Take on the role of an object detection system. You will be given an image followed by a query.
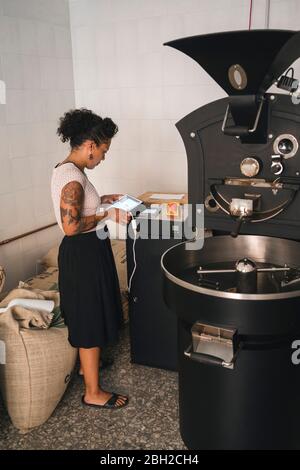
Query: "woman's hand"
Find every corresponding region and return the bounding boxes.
[107,207,132,225]
[102,194,132,224]
[101,194,123,205]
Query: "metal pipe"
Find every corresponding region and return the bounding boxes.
[265,0,271,29]
[0,222,58,246]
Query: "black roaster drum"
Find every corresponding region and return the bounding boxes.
[162,235,300,449]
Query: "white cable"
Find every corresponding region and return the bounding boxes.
[128,234,137,293]
[128,215,138,294]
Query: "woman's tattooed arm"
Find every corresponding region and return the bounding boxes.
[60,181,107,235]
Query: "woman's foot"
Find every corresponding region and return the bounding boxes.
[82,390,129,409]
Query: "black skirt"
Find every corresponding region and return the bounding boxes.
[58,229,123,349]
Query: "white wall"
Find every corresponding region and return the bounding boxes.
[0,0,75,292]
[268,0,300,29]
[268,0,300,90]
[69,0,270,199]
[0,0,299,292]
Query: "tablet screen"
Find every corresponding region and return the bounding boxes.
[109,195,142,212]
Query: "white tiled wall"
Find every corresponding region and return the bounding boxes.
[0,0,75,292]
[0,0,299,293]
[69,0,271,199]
[268,0,300,94]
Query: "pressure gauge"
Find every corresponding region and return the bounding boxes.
[240,157,260,177]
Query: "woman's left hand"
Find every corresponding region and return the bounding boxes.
[101,194,123,205]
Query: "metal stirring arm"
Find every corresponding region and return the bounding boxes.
[197,263,295,294]
[197,266,292,275]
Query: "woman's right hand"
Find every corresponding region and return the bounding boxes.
[107,208,132,225]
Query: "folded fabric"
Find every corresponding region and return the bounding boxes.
[1,305,53,329]
[18,281,65,329]
[0,298,54,314]
[0,286,59,309]
[0,286,59,330]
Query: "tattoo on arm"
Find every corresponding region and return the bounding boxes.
[61,183,84,206]
[60,181,104,235]
[60,181,85,234]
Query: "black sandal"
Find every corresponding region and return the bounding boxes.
[81,393,129,409]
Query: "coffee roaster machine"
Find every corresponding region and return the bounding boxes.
[161,30,300,449]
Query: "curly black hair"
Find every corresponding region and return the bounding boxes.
[57,108,118,148]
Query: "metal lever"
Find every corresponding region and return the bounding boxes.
[221,99,264,136]
[229,199,253,238]
[231,215,246,238]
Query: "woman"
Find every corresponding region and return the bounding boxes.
[51,108,130,409]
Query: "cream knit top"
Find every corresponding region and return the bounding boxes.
[51,162,101,234]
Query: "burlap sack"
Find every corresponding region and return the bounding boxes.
[40,246,58,269]
[0,312,77,432]
[110,240,127,291]
[0,266,5,293]
[0,279,76,432]
[24,267,59,291]
[110,240,129,323]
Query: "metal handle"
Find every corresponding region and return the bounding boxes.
[184,345,235,369]
[221,100,264,136]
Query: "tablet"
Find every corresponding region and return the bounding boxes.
[108,194,143,212]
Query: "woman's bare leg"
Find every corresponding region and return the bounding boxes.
[79,347,127,406]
